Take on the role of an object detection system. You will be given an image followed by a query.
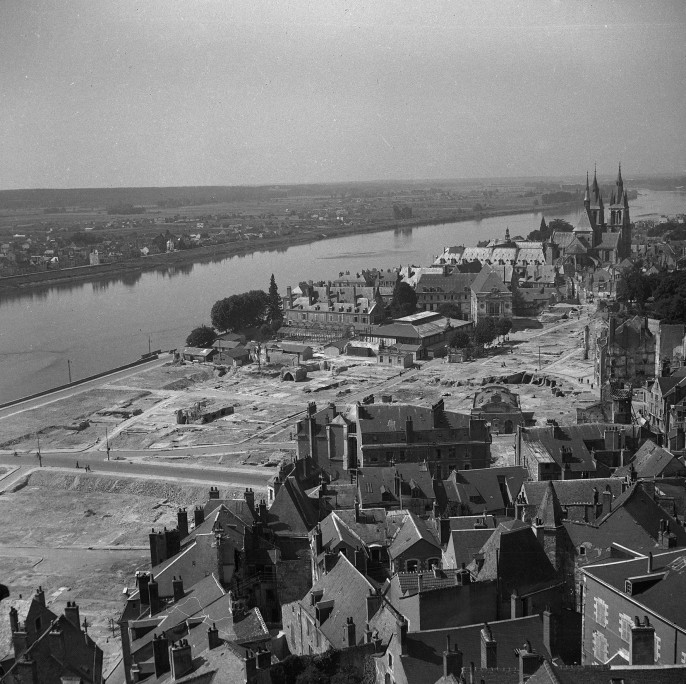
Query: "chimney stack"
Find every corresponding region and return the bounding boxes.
[243,649,257,683]
[344,616,356,648]
[354,547,367,575]
[630,617,656,665]
[64,601,80,628]
[170,639,193,679]
[172,576,184,602]
[34,587,45,608]
[194,505,205,528]
[518,641,542,683]
[152,634,170,677]
[244,488,255,510]
[480,624,497,668]
[208,623,221,650]
[601,486,613,517]
[443,635,463,678]
[148,575,160,615]
[209,486,220,500]
[256,646,271,669]
[137,571,151,605]
[396,618,408,656]
[177,508,189,539]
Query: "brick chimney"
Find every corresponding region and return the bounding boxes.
[208,623,221,650]
[443,635,463,678]
[170,639,193,679]
[148,575,160,615]
[601,486,613,517]
[366,590,383,621]
[9,607,19,634]
[14,655,37,684]
[517,641,542,683]
[244,488,255,511]
[542,608,554,657]
[344,616,356,648]
[630,616,655,665]
[243,649,257,684]
[396,617,408,656]
[177,508,189,539]
[172,576,184,602]
[480,623,497,668]
[64,601,80,628]
[194,505,205,528]
[152,634,170,677]
[137,571,151,605]
[12,627,28,659]
[256,646,271,669]
[34,587,45,608]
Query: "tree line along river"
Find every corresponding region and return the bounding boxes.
[0,189,683,404]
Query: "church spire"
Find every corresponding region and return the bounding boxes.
[583,172,590,204]
[505,227,511,242]
[616,162,624,204]
[592,164,600,202]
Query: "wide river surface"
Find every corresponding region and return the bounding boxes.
[1,189,685,404]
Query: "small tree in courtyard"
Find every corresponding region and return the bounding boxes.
[267,273,283,325]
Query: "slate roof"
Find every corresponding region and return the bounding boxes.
[392,567,467,595]
[471,266,510,294]
[440,467,526,513]
[614,440,686,479]
[553,231,576,249]
[317,508,401,550]
[353,403,473,434]
[583,548,686,628]
[596,231,621,250]
[298,554,378,649]
[388,512,441,559]
[415,272,477,293]
[357,465,436,507]
[400,615,552,684]
[0,596,33,661]
[519,478,624,508]
[468,522,560,597]
[267,475,320,537]
[443,529,495,569]
[528,661,686,684]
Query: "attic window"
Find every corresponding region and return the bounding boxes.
[578,546,586,556]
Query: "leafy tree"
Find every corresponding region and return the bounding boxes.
[496,317,513,341]
[267,274,283,324]
[295,665,330,684]
[474,317,497,346]
[390,279,418,318]
[437,303,462,319]
[211,290,269,332]
[616,261,651,312]
[186,325,216,348]
[548,218,574,233]
[450,330,472,349]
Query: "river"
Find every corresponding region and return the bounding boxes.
[1,189,685,404]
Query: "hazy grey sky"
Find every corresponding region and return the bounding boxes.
[2,1,685,189]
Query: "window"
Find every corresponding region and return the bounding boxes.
[406,559,419,572]
[592,630,608,663]
[388,654,393,668]
[655,635,661,662]
[619,614,633,643]
[593,597,608,626]
[578,546,586,556]
[428,558,440,569]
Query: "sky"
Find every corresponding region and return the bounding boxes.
[1,1,685,189]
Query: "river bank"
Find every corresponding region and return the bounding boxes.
[0,201,575,292]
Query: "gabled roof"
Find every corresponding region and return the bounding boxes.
[528,661,686,684]
[388,512,441,559]
[297,554,377,649]
[614,440,686,479]
[443,528,495,570]
[471,266,509,294]
[267,475,320,537]
[469,522,560,596]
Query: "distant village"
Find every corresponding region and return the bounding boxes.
[4,167,686,684]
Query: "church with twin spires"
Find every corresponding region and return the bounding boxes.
[552,164,632,266]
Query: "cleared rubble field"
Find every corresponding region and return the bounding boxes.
[0,388,157,451]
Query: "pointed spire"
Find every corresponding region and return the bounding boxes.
[617,162,622,185]
[623,188,630,208]
[537,480,564,528]
[610,190,616,205]
[583,172,590,203]
[540,216,547,232]
[592,164,599,201]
